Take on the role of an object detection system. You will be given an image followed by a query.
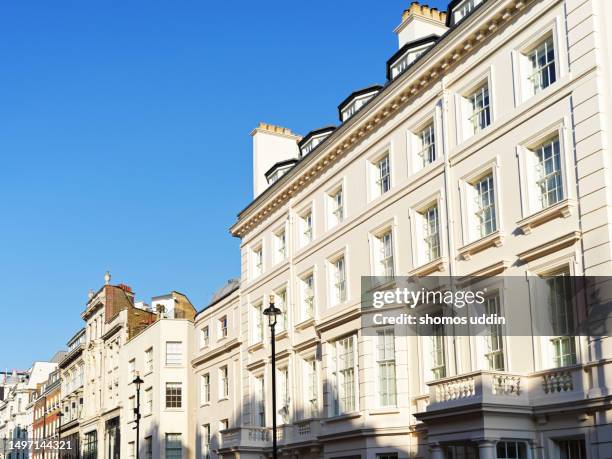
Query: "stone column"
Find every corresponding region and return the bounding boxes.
[429,443,444,459]
[478,440,496,459]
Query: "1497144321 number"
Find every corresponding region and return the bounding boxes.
[8,440,73,450]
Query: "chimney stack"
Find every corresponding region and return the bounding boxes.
[395,2,448,49]
[251,122,301,198]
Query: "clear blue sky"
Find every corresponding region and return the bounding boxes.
[0,0,448,370]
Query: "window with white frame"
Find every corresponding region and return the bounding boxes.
[275,227,287,263]
[300,273,315,321]
[128,441,135,459]
[430,320,446,380]
[526,35,556,96]
[218,315,228,339]
[452,0,484,23]
[165,341,182,366]
[484,293,505,371]
[418,204,440,264]
[144,348,153,373]
[275,288,288,332]
[375,154,391,197]
[469,173,497,240]
[330,256,347,305]
[220,419,229,431]
[416,122,436,168]
[331,335,357,415]
[304,359,318,418]
[277,367,290,424]
[145,387,152,415]
[200,326,209,348]
[251,244,263,278]
[464,82,491,138]
[545,270,576,367]
[329,186,344,227]
[496,441,528,459]
[300,209,313,246]
[374,230,394,277]
[377,329,397,407]
[529,135,564,212]
[165,382,182,409]
[165,434,182,459]
[253,375,265,426]
[252,301,263,343]
[201,373,210,404]
[202,425,211,459]
[145,436,152,459]
[220,366,229,399]
[128,359,136,380]
[376,454,399,459]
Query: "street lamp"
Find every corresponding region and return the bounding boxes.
[263,295,282,459]
[132,372,144,459]
[57,411,63,459]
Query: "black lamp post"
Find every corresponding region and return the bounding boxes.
[57,411,63,459]
[263,295,282,459]
[132,373,144,459]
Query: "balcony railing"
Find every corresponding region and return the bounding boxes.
[219,420,322,451]
[424,366,588,413]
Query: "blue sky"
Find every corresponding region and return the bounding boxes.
[0,0,448,370]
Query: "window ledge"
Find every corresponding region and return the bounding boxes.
[409,257,446,276]
[517,199,575,235]
[368,407,400,416]
[275,330,288,340]
[458,230,504,261]
[295,318,316,331]
[248,341,264,353]
[323,412,362,424]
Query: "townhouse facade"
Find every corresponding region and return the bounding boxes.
[32,370,62,459]
[189,0,612,458]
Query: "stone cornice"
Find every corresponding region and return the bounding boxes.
[231,0,534,239]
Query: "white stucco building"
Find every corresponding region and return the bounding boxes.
[190,0,612,458]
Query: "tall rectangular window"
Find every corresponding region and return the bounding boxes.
[555,439,586,459]
[528,36,556,94]
[128,359,136,380]
[253,303,263,343]
[330,187,344,226]
[201,326,209,348]
[201,373,210,404]
[377,155,391,195]
[145,436,152,459]
[252,245,263,277]
[144,348,153,374]
[165,382,182,409]
[332,257,347,305]
[333,336,357,415]
[277,368,290,424]
[254,375,265,427]
[165,434,182,459]
[305,359,317,418]
[546,272,576,367]
[485,294,505,371]
[301,274,315,321]
[275,228,287,262]
[473,173,497,238]
[421,205,440,263]
[220,366,229,399]
[145,387,152,415]
[431,321,446,380]
[275,289,287,332]
[218,316,228,338]
[467,83,491,135]
[301,210,313,245]
[376,231,394,277]
[418,123,436,167]
[377,329,397,407]
[534,136,563,210]
[165,342,182,366]
[202,425,211,459]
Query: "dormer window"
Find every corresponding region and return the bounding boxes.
[449,0,484,26]
[265,159,298,186]
[338,86,382,123]
[299,126,336,157]
[387,35,439,80]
